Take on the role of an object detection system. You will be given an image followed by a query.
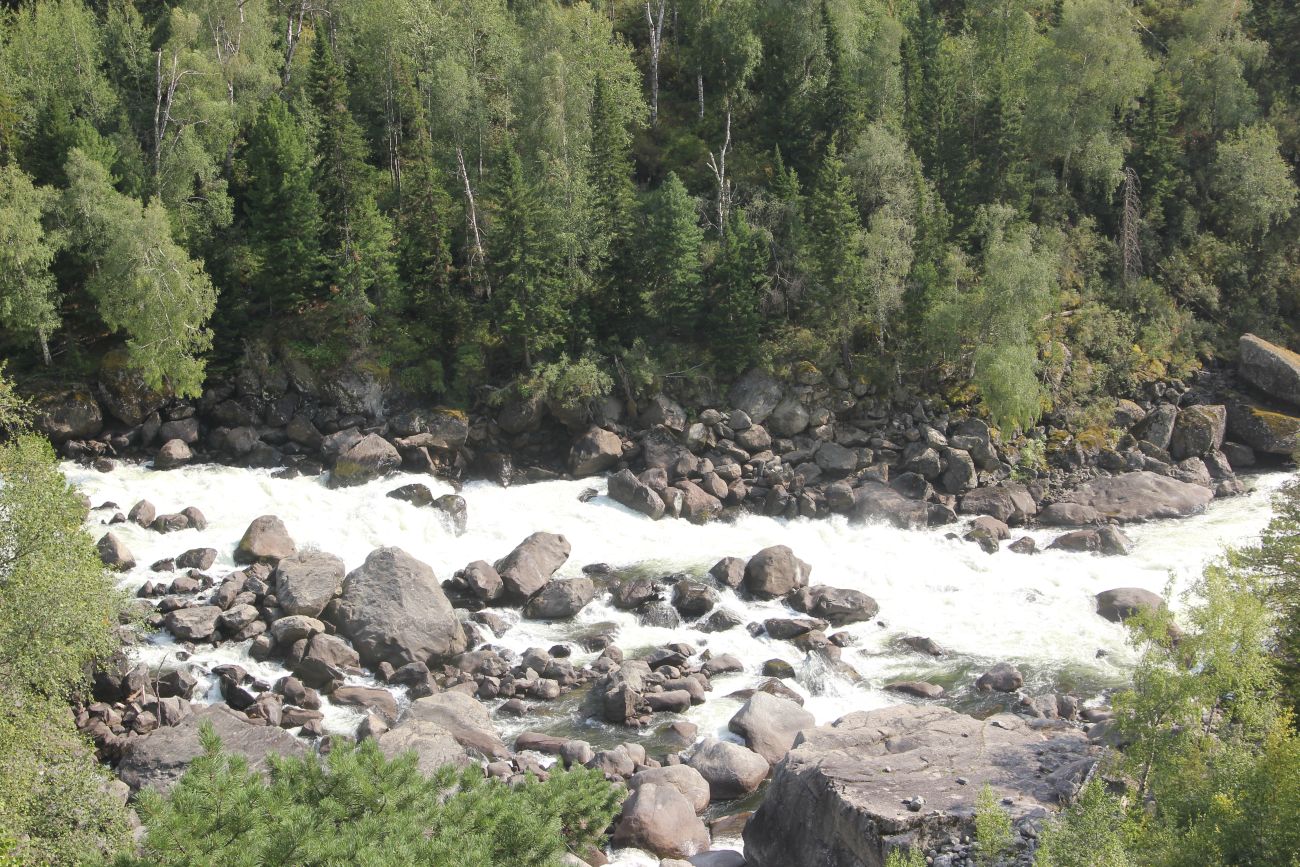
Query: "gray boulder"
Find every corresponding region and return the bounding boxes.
[1239,333,1300,408]
[1059,471,1213,523]
[274,551,345,617]
[35,385,102,442]
[805,586,879,626]
[403,691,507,759]
[743,705,1096,867]
[639,394,688,432]
[744,545,811,599]
[612,782,711,859]
[154,439,193,470]
[729,369,784,424]
[850,484,929,530]
[164,605,221,642]
[234,515,296,564]
[728,692,815,765]
[378,718,472,774]
[524,576,596,620]
[1095,587,1165,624]
[688,738,770,801]
[884,681,945,699]
[607,468,666,520]
[629,764,712,814]
[768,396,809,437]
[1135,404,1178,450]
[569,427,623,477]
[815,442,858,477]
[332,547,466,669]
[117,705,304,793]
[495,532,571,600]
[97,532,135,571]
[1170,405,1227,460]
[976,662,1023,693]
[709,556,747,589]
[462,560,504,603]
[331,434,401,487]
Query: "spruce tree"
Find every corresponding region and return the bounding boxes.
[640,172,705,338]
[712,209,770,373]
[586,72,638,340]
[803,137,864,336]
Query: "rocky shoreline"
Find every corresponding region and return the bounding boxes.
[52,332,1300,866]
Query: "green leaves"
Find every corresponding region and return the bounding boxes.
[1210,122,1298,241]
[0,164,61,356]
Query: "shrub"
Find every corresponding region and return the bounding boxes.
[974,784,1014,866]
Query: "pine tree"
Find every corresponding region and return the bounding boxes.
[803,137,864,335]
[712,209,770,373]
[586,72,638,340]
[1130,73,1184,238]
[308,34,397,336]
[817,0,860,152]
[238,97,323,315]
[640,172,705,338]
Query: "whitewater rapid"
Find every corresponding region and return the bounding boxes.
[69,461,1291,754]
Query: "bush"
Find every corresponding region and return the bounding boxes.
[121,729,623,867]
[521,352,613,417]
[974,784,1014,866]
[1034,780,1133,867]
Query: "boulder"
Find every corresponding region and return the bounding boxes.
[234,515,296,564]
[387,483,434,507]
[1135,404,1178,450]
[495,532,571,600]
[154,439,193,470]
[728,692,815,765]
[709,557,747,589]
[1170,405,1227,460]
[389,408,469,450]
[333,547,466,669]
[569,427,623,477]
[744,546,811,599]
[35,386,103,442]
[274,551,346,617]
[97,532,135,571]
[128,499,156,528]
[97,348,167,426]
[672,581,719,618]
[331,685,399,722]
[377,718,472,774]
[1048,525,1132,556]
[884,681,945,699]
[331,434,401,487]
[175,547,217,571]
[1095,587,1165,624]
[629,764,712,814]
[742,705,1096,867]
[612,783,711,859]
[850,484,929,530]
[116,705,305,793]
[815,442,858,477]
[164,605,221,642]
[403,691,507,759]
[805,586,879,626]
[1037,502,1102,526]
[462,560,504,603]
[607,468,666,520]
[434,495,468,535]
[1227,399,1300,455]
[676,480,723,524]
[1238,333,1300,408]
[639,394,688,432]
[160,417,200,444]
[768,396,809,437]
[524,577,596,620]
[1059,471,1213,523]
[270,615,325,645]
[729,370,784,424]
[688,738,770,801]
[976,662,1023,693]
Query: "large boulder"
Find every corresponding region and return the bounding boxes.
[35,385,103,442]
[1134,404,1178,450]
[234,515,297,564]
[1059,471,1213,523]
[402,691,507,759]
[850,484,929,530]
[768,396,810,437]
[815,442,858,477]
[332,547,466,669]
[744,546,811,599]
[1095,587,1165,624]
[377,717,473,774]
[569,427,623,477]
[495,532,571,600]
[462,560,504,603]
[728,692,815,765]
[639,394,688,432]
[612,783,711,859]
[629,764,712,815]
[116,705,305,793]
[676,480,723,524]
[389,408,469,450]
[273,551,345,617]
[607,469,666,520]
[1226,399,1300,456]
[743,706,1096,867]
[1170,405,1227,460]
[729,369,784,424]
[804,586,879,626]
[154,439,193,470]
[523,576,596,620]
[331,434,401,487]
[1239,333,1300,408]
[97,532,135,571]
[688,739,770,801]
[164,605,221,642]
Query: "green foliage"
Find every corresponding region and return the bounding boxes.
[884,846,927,867]
[1034,780,1133,867]
[974,784,1014,866]
[1210,122,1298,241]
[0,163,61,357]
[0,427,130,864]
[522,353,614,417]
[123,727,622,867]
[640,172,705,338]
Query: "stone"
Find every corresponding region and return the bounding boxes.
[128,499,156,528]
[610,575,658,610]
[676,480,723,524]
[728,692,815,765]
[688,738,770,801]
[630,764,712,814]
[976,662,1023,693]
[1095,587,1165,624]
[434,495,468,535]
[164,605,221,641]
[901,636,945,657]
[768,396,810,437]
[607,468,666,520]
[117,704,304,793]
[1009,536,1038,555]
[1048,525,1132,556]
[802,586,879,626]
[98,348,167,426]
[1170,404,1227,460]
[612,783,711,859]
[1059,471,1213,523]
[743,705,1096,867]
[331,434,401,487]
[569,427,623,477]
[159,417,200,444]
[234,515,296,564]
[402,691,508,759]
[1227,399,1300,455]
[274,551,345,618]
[1238,333,1300,408]
[1037,502,1101,526]
[387,483,434,507]
[884,681,946,699]
[495,532,571,601]
[35,385,103,442]
[176,547,217,571]
[524,577,596,620]
[462,560,504,603]
[1135,404,1178,450]
[378,718,473,774]
[744,545,811,599]
[815,442,858,477]
[331,685,399,722]
[709,556,747,589]
[851,484,929,530]
[333,547,466,669]
[97,532,135,571]
[639,394,688,432]
[153,439,193,470]
[270,615,325,645]
[672,581,719,618]
[729,369,784,424]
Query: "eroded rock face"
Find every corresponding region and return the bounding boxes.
[1239,333,1300,408]
[1059,471,1213,523]
[332,547,466,669]
[117,705,304,793]
[743,705,1096,867]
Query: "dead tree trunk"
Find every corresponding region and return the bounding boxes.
[645,0,666,126]
[706,100,732,235]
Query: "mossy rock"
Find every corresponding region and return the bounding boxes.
[1226,398,1300,456]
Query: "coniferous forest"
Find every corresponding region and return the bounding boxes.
[0,0,1298,429]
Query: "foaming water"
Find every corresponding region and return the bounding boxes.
[69,462,1291,744]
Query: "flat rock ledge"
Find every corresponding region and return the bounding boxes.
[743,704,1097,867]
